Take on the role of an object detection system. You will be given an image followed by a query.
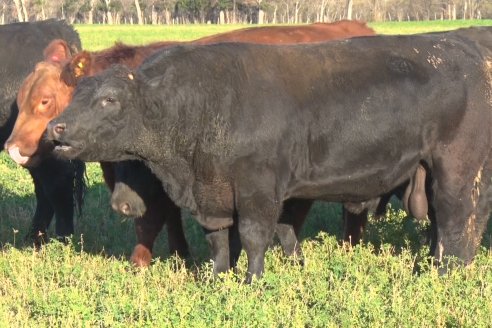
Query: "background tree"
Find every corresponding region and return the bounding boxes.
[1,0,492,24]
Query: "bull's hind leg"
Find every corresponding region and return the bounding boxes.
[431,161,492,272]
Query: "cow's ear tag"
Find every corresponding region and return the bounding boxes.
[128,73,134,80]
[74,60,86,78]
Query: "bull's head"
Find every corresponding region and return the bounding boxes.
[47,64,140,163]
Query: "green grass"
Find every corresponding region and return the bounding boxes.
[75,24,251,50]
[1,20,492,326]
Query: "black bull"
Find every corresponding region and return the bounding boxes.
[49,26,492,281]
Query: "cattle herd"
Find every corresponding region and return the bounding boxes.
[0,19,491,282]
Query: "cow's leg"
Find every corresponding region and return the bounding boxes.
[131,192,188,266]
[163,200,189,258]
[49,166,75,239]
[373,192,393,220]
[228,212,242,269]
[29,158,75,241]
[166,213,189,258]
[99,161,115,191]
[276,198,313,258]
[26,172,54,247]
[131,212,165,267]
[342,208,368,246]
[52,185,75,239]
[431,162,491,272]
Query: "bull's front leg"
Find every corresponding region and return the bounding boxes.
[194,203,235,275]
[204,227,231,274]
[235,172,282,283]
[203,213,242,274]
[238,202,280,283]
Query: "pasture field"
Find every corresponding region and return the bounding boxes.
[0,20,491,326]
[75,19,492,49]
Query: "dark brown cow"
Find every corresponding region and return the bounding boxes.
[6,21,382,266]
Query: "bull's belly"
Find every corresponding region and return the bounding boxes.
[285,162,417,202]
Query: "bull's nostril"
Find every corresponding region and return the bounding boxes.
[54,123,66,135]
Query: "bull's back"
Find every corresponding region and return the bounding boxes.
[142,29,489,199]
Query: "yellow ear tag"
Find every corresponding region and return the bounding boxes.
[128,73,134,80]
[74,61,85,78]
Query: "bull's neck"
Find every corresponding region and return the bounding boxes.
[135,97,200,211]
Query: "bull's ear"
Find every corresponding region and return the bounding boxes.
[43,39,72,64]
[60,51,91,86]
[112,64,137,83]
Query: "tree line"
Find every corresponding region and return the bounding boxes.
[1,0,491,25]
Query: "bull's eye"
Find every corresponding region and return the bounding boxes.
[102,96,116,107]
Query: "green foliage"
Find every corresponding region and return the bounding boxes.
[75,24,249,50]
[0,236,490,326]
[1,21,492,325]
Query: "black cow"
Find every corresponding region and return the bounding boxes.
[48,26,492,281]
[0,19,84,245]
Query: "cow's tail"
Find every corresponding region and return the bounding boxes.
[71,160,87,217]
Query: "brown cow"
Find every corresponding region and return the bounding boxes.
[5,21,379,267]
[194,21,375,44]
